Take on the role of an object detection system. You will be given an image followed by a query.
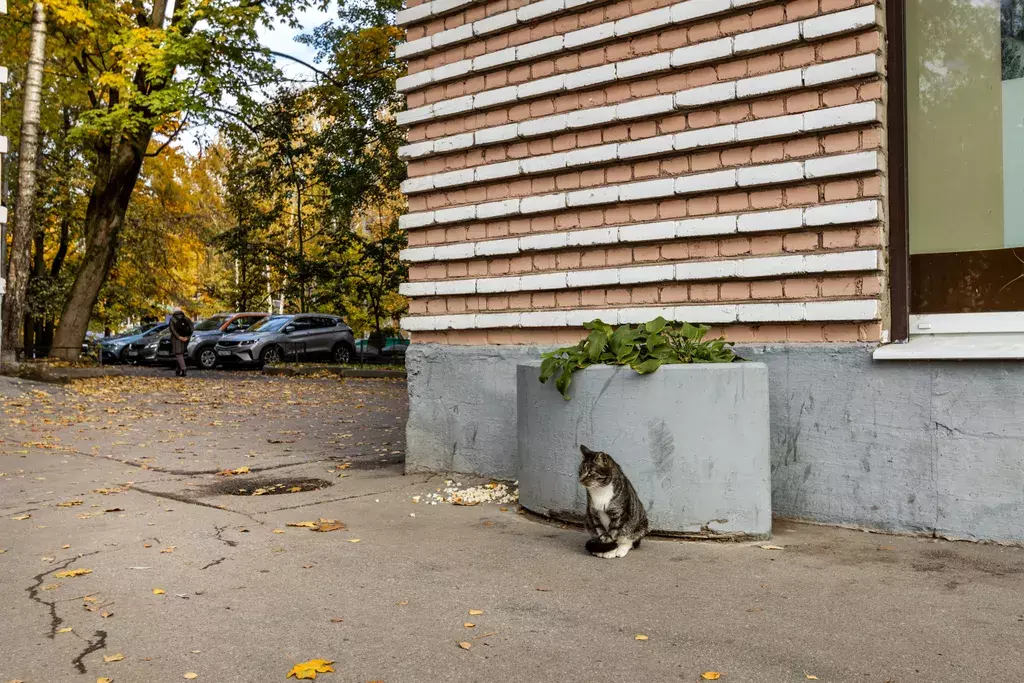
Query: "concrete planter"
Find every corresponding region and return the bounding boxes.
[516,362,771,539]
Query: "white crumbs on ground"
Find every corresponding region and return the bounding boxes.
[415,480,519,506]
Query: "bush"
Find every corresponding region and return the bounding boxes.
[539,317,739,399]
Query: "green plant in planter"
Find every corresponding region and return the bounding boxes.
[539,317,739,399]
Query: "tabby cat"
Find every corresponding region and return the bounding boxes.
[578,445,649,559]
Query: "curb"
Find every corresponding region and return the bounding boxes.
[262,365,407,379]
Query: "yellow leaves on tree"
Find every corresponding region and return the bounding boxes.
[286,659,335,680]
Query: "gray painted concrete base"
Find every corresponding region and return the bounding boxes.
[517,362,771,538]
[407,343,1024,543]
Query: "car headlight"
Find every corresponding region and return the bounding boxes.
[239,339,255,346]
[145,342,157,350]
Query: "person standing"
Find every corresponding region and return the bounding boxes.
[169,309,194,377]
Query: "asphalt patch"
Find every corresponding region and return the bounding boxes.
[205,477,333,496]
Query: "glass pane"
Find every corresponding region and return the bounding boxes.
[908,0,1024,313]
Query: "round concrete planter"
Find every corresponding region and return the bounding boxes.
[516,362,771,539]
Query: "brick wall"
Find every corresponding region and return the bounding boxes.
[394,0,887,345]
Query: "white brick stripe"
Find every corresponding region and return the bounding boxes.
[398,249,879,297]
[395,6,877,122]
[395,0,479,27]
[401,102,879,194]
[399,200,880,262]
[398,54,880,159]
[396,0,768,89]
[400,298,880,330]
[396,0,605,58]
[398,151,879,229]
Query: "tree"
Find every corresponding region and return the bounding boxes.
[1,2,47,363]
[48,0,314,358]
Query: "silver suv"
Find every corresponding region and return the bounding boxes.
[214,314,356,366]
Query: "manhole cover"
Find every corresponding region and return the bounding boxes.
[207,477,332,496]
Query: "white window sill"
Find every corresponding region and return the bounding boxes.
[873,333,1024,360]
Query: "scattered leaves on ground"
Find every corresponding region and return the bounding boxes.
[97,678,113,683]
[57,500,84,507]
[286,659,335,679]
[57,627,73,633]
[396,600,408,606]
[701,673,722,680]
[329,618,344,623]
[635,634,648,641]
[464,622,475,628]
[273,529,285,534]
[55,568,92,578]
[103,654,125,663]
[468,609,483,616]
[216,467,250,476]
[184,673,199,679]
[759,545,784,551]
[11,514,30,520]
[348,539,361,543]
[153,588,165,595]
[160,546,177,553]
[805,676,819,680]
[457,642,472,650]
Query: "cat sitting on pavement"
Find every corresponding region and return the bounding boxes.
[578,445,650,559]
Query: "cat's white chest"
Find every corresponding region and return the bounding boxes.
[588,484,614,530]
[588,484,614,511]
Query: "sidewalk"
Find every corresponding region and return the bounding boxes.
[1,373,1022,682]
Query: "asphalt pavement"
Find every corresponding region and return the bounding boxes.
[2,372,1023,683]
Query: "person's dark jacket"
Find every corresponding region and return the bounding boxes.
[169,312,194,342]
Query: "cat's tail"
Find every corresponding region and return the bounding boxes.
[585,538,618,554]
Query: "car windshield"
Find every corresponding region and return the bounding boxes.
[141,324,167,337]
[194,315,229,331]
[248,315,291,333]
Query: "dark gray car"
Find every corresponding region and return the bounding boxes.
[214,314,356,366]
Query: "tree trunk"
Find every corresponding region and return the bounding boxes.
[1,1,47,364]
[51,136,149,359]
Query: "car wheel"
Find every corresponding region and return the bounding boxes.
[198,347,217,370]
[332,343,352,364]
[260,345,281,366]
[119,347,130,364]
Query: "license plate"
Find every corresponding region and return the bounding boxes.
[158,351,169,357]
[217,350,230,356]
[127,350,138,356]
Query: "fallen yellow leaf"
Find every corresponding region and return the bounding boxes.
[348,539,361,543]
[57,627,73,633]
[11,514,30,520]
[286,659,335,679]
[103,653,125,663]
[160,546,176,553]
[806,676,819,680]
[312,519,344,533]
[288,486,302,493]
[464,622,475,628]
[458,642,472,650]
[98,677,113,683]
[55,568,92,578]
[468,609,483,616]
[396,600,409,606]
[635,634,649,641]
[287,521,317,528]
[184,673,199,679]
[273,529,285,534]
[701,673,722,680]
[153,588,165,595]
[62,544,71,549]
[759,545,784,551]
[57,500,84,507]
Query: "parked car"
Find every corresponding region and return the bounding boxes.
[214,314,356,366]
[156,312,267,369]
[126,329,171,364]
[355,336,409,363]
[99,323,167,364]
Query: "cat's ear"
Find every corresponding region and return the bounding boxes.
[580,444,595,458]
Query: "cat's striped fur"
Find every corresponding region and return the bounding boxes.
[578,445,649,559]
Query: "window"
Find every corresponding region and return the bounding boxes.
[907,0,1024,316]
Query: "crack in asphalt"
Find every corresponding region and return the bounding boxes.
[258,477,434,513]
[71,629,108,674]
[25,551,103,639]
[129,487,264,525]
[200,556,227,570]
[213,525,238,547]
